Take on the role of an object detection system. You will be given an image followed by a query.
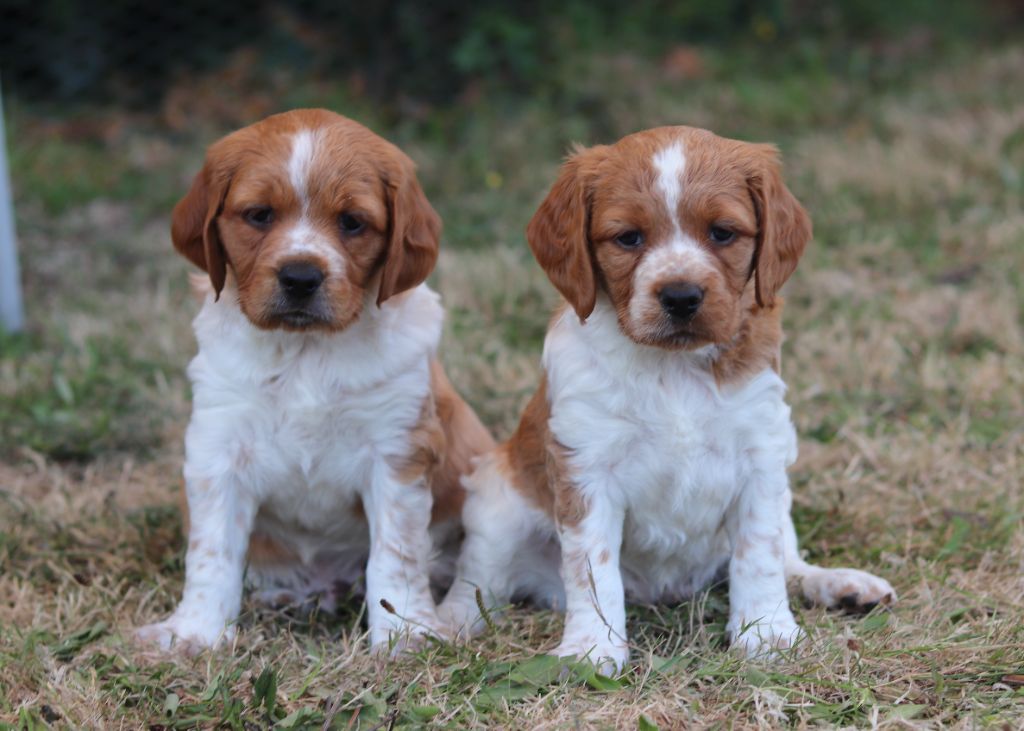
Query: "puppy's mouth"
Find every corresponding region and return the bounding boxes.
[262,297,335,331]
[641,321,715,350]
[271,310,330,329]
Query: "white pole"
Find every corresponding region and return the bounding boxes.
[0,83,24,333]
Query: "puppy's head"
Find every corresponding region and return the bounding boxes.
[527,127,811,349]
[172,109,440,332]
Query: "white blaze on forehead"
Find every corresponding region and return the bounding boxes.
[630,141,715,327]
[284,129,344,273]
[653,142,686,236]
[288,129,319,212]
[648,140,713,268]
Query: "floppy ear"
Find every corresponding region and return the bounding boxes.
[747,145,812,308]
[171,165,230,299]
[376,154,441,306]
[526,150,598,321]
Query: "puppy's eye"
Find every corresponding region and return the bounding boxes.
[337,211,366,234]
[709,226,736,245]
[338,213,365,235]
[244,207,274,227]
[615,230,643,248]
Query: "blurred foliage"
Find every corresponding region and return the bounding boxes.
[2,1,1021,464]
[0,0,1018,108]
[0,330,166,461]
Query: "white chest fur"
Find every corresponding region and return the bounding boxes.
[543,302,798,602]
[136,281,457,651]
[184,283,444,562]
[442,298,893,670]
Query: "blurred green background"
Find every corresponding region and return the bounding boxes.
[2,0,1019,107]
[0,0,1021,460]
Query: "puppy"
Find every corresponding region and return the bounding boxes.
[136,109,493,653]
[440,126,895,671]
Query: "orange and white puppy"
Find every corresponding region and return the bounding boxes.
[136,109,493,653]
[440,126,894,671]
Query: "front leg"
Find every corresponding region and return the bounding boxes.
[552,496,629,675]
[726,469,801,657]
[136,474,256,651]
[363,463,443,654]
[438,453,538,638]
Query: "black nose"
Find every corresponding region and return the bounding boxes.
[277,263,324,298]
[658,283,704,320]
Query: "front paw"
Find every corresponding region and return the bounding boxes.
[800,568,896,613]
[551,639,629,676]
[369,623,441,659]
[728,615,803,659]
[437,595,489,640]
[135,613,233,653]
[369,602,447,658]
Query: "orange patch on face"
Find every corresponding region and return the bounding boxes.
[527,126,811,375]
[712,298,785,385]
[170,109,441,333]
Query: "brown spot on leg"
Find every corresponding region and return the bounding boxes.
[248,532,299,568]
[388,390,445,486]
[426,360,495,523]
[386,361,495,526]
[501,373,589,528]
[552,441,589,528]
[504,378,557,516]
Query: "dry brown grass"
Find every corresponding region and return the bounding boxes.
[1,46,1022,729]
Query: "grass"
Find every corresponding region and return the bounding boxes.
[1,40,1023,729]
